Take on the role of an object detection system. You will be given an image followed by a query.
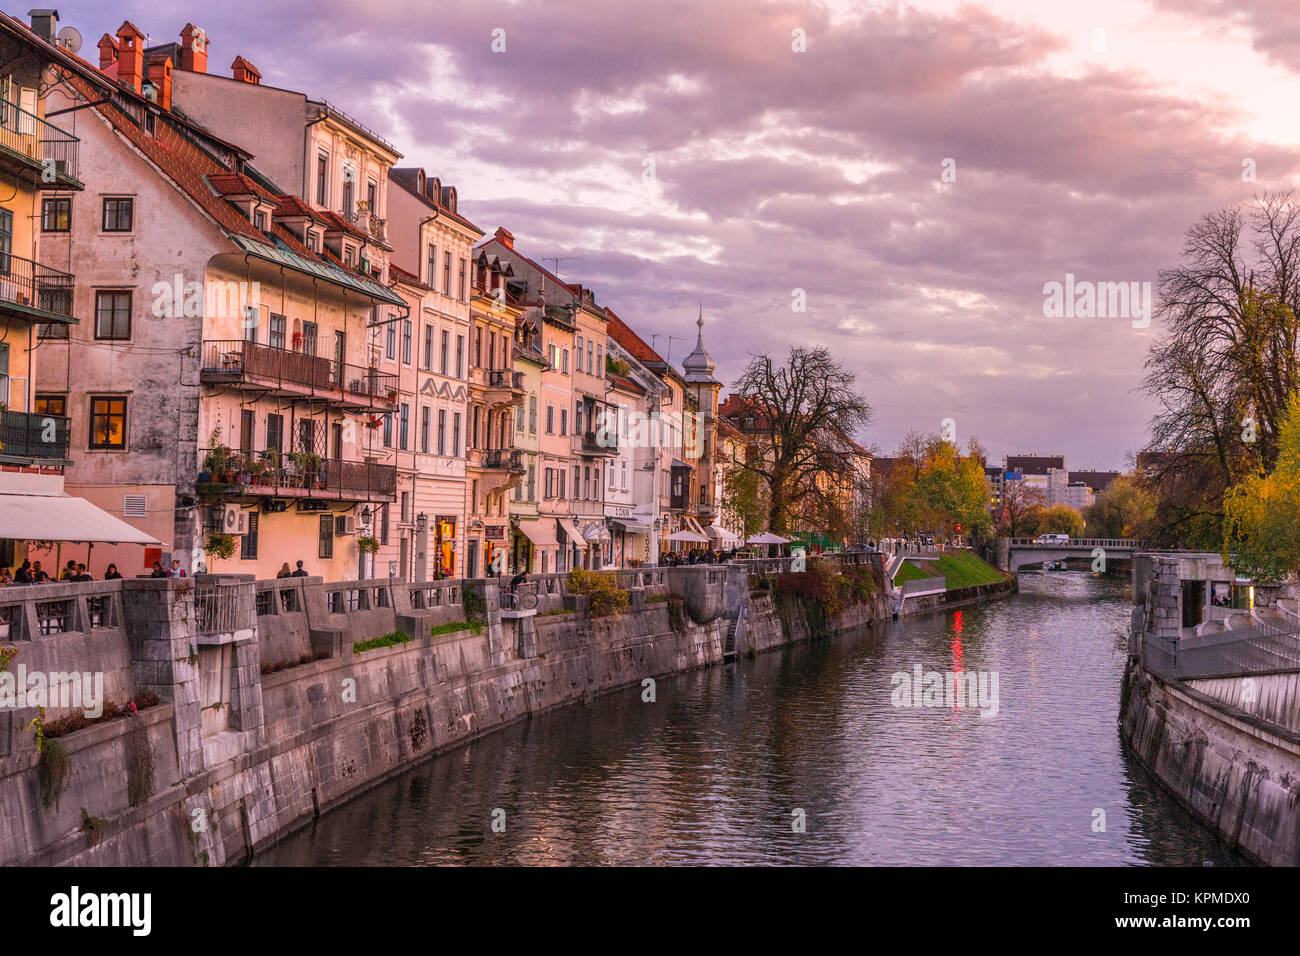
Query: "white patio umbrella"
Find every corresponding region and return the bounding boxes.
[666,530,709,543]
[747,532,790,545]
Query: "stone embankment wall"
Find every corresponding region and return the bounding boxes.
[1121,553,1300,866]
[0,552,1007,867]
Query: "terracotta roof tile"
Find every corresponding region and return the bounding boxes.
[603,308,664,365]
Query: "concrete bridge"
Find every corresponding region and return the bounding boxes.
[995,537,1155,573]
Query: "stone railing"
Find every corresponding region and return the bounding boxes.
[0,578,124,642]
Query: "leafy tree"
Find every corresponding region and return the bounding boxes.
[1222,391,1300,580]
[995,479,1045,537]
[1083,474,1156,538]
[1034,505,1085,537]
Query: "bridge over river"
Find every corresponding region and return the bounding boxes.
[996,538,1189,574]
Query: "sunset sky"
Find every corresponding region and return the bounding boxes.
[73,0,1300,470]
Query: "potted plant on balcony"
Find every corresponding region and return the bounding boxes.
[357,535,380,555]
[386,387,399,403]
[204,532,237,561]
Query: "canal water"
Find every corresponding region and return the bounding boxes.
[256,573,1241,866]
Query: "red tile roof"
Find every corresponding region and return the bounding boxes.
[273,193,325,221]
[206,172,277,202]
[607,373,645,395]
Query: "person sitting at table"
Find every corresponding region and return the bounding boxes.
[104,564,123,580]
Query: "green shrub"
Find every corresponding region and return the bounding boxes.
[38,739,70,810]
[430,619,481,638]
[566,569,629,618]
[462,584,486,624]
[353,630,413,655]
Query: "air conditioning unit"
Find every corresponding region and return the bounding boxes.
[222,504,249,535]
[335,515,357,535]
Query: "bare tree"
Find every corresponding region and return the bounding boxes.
[728,347,873,534]
[996,479,1045,538]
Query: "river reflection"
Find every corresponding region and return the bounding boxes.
[256,572,1241,866]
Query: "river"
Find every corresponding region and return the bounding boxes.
[255,572,1241,866]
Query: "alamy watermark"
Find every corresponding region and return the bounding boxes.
[1042,273,1151,328]
[151,275,261,321]
[0,665,104,718]
[890,664,999,718]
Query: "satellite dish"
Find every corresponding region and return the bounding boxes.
[56,26,82,55]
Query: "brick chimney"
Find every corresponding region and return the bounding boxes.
[179,23,208,73]
[494,226,514,249]
[147,56,173,111]
[231,56,261,84]
[28,9,58,45]
[98,33,118,71]
[115,21,145,94]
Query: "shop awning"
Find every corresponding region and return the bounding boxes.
[612,519,652,534]
[685,516,708,536]
[0,492,162,545]
[667,529,709,543]
[707,525,742,545]
[558,518,587,548]
[582,522,610,541]
[517,519,558,548]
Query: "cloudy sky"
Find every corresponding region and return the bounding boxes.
[71,0,1300,470]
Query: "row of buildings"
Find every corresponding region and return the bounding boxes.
[0,10,755,581]
[984,454,1120,515]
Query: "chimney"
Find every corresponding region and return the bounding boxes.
[494,226,514,249]
[179,23,207,73]
[28,9,57,45]
[115,21,145,94]
[230,55,261,84]
[147,56,172,111]
[98,33,118,71]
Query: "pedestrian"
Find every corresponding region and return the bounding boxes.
[167,560,183,578]
[291,560,308,578]
[59,559,77,581]
[14,560,31,584]
[73,563,93,582]
[0,567,11,585]
[150,561,167,579]
[276,562,292,578]
[31,561,48,583]
[104,563,123,580]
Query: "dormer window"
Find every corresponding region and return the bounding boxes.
[306,231,318,252]
[253,210,267,231]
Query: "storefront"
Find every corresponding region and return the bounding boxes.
[517,518,558,574]
[484,524,506,575]
[558,517,586,572]
[435,516,457,578]
[581,521,611,568]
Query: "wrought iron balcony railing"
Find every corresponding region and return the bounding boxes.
[0,409,71,460]
[200,339,398,406]
[0,253,74,319]
[198,447,397,500]
[0,98,79,185]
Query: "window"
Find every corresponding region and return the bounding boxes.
[456,335,464,377]
[596,345,602,376]
[240,512,259,560]
[383,411,392,448]
[316,153,328,206]
[452,412,461,457]
[89,395,127,449]
[587,340,594,373]
[562,349,569,374]
[240,410,255,452]
[458,258,467,301]
[367,181,377,215]
[267,313,286,350]
[94,291,131,340]
[443,252,451,295]
[529,396,537,433]
[301,321,317,356]
[386,322,396,359]
[544,467,553,498]
[319,514,334,559]
[41,197,70,232]
[399,403,410,450]
[559,470,566,499]
[573,466,580,500]
[34,394,65,416]
[402,320,413,365]
[488,331,496,370]
[474,328,482,368]
[101,197,133,232]
[423,324,434,369]
[426,244,437,290]
[560,409,567,436]
[440,331,449,374]
[517,401,524,432]
[437,409,447,455]
[266,413,283,451]
[421,406,431,453]
[576,335,583,371]
[546,404,554,434]
[253,210,267,231]
[341,170,354,219]
[380,503,389,546]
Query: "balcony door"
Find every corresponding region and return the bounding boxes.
[333,330,345,388]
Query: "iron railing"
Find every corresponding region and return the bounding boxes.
[0,97,79,183]
[194,580,256,636]
[199,339,397,405]
[0,409,71,459]
[0,252,74,317]
[488,369,524,390]
[483,448,523,470]
[202,448,397,499]
[1141,619,1300,680]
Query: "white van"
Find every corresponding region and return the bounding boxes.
[1035,533,1070,545]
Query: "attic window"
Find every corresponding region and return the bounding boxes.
[144,111,155,135]
[306,231,318,252]
[253,210,267,230]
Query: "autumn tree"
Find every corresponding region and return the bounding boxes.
[1223,391,1300,580]
[1083,474,1156,538]
[1035,505,1086,537]
[995,479,1045,537]
[728,347,872,535]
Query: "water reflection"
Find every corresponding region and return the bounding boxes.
[257,572,1241,866]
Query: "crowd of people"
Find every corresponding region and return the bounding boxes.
[0,559,125,586]
[658,548,742,566]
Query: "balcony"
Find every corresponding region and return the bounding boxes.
[573,430,618,457]
[483,448,524,471]
[0,99,80,189]
[0,254,75,326]
[470,367,525,408]
[197,448,396,501]
[200,340,398,411]
[0,409,70,462]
